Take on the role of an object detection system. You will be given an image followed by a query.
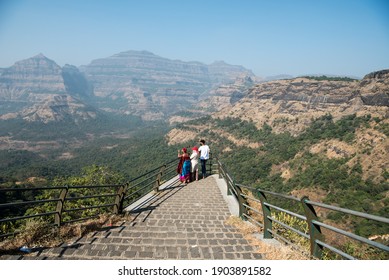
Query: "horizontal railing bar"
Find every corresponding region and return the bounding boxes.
[315,239,356,260]
[0,211,57,223]
[260,189,300,202]
[64,203,116,213]
[313,220,389,252]
[243,213,264,228]
[67,184,122,189]
[162,170,176,179]
[65,193,116,201]
[263,202,307,221]
[229,185,238,196]
[242,203,263,216]
[166,160,178,167]
[235,183,257,191]
[268,229,301,247]
[163,168,178,175]
[124,181,154,200]
[126,159,177,183]
[237,183,301,202]
[241,193,262,204]
[127,181,154,194]
[226,173,235,184]
[268,216,310,240]
[0,186,66,192]
[306,200,389,224]
[0,198,60,208]
[267,229,310,257]
[127,174,158,190]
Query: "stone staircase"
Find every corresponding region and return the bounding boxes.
[1,176,262,260]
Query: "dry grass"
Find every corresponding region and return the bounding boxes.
[0,214,123,254]
[225,216,309,260]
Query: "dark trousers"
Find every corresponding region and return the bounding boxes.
[200,159,207,178]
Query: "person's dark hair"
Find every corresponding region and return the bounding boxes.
[200,139,205,144]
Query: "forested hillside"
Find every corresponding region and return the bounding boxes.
[1,67,388,242]
[167,114,388,237]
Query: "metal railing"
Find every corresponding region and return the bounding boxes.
[3,155,386,259]
[217,159,389,260]
[0,158,179,239]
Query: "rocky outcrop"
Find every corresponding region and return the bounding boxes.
[0,54,66,98]
[0,54,97,123]
[198,75,258,112]
[359,70,389,106]
[213,73,389,135]
[3,94,98,123]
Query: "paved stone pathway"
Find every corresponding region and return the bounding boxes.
[1,176,262,260]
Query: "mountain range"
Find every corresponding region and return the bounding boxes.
[0,50,388,186]
[0,51,255,122]
[1,52,387,247]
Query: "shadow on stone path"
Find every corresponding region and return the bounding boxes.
[1,176,262,260]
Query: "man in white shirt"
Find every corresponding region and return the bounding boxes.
[198,139,210,179]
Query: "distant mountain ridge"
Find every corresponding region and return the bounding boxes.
[80,50,255,119]
[0,51,255,122]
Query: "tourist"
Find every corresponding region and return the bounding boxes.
[177,147,191,184]
[190,146,199,181]
[198,139,210,179]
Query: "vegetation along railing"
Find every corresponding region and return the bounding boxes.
[0,158,179,239]
[217,159,389,260]
[1,155,387,260]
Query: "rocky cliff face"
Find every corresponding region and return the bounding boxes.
[0,51,255,122]
[359,70,389,106]
[166,70,389,184]
[198,75,258,112]
[80,51,255,120]
[213,72,389,135]
[1,94,97,123]
[0,54,66,98]
[0,54,97,123]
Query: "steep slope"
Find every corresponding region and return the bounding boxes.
[166,70,389,185]
[213,72,388,135]
[0,54,97,123]
[0,54,66,97]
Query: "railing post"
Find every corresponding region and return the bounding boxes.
[154,165,166,192]
[227,175,232,196]
[55,186,68,227]
[113,185,126,214]
[257,190,273,239]
[218,160,222,179]
[235,184,247,220]
[301,196,324,259]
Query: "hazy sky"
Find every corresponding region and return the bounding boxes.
[0,0,388,78]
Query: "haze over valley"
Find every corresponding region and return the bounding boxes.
[0,1,388,251]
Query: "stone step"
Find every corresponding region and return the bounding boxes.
[1,176,263,260]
